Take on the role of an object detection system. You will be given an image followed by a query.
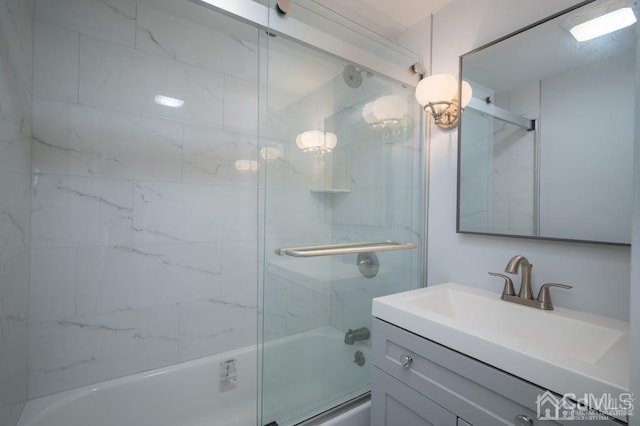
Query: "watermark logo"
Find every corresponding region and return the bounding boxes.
[536,391,634,421]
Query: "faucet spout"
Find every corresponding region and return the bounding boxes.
[504,255,533,299]
[344,327,370,345]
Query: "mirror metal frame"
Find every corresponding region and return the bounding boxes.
[456,0,631,247]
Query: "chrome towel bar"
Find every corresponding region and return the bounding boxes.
[274,240,417,257]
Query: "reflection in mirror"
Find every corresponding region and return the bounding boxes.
[458,0,637,245]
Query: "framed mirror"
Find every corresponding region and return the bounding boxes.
[457,0,637,245]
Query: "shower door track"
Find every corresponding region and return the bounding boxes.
[191,0,420,87]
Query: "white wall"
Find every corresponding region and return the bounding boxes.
[420,0,631,321]
[540,52,634,243]
[0,0,32,424]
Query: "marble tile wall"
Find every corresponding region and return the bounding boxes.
[28,0,268,399]
[0,0,32,424]
[28,0,420,402]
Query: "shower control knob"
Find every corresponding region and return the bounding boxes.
[400,354,412,368]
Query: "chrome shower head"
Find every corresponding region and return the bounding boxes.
[343,64,363,88]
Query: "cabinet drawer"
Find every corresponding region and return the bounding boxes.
[372,367,457,426]
[372,318,621,426]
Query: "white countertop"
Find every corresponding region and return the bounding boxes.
[372,282,630,415]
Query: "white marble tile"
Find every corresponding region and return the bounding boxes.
[223,76,258,133]
[0,170,30,256]
[178,298,256,362]
[219,268,257,308]
[285,146,329,190]
[132,181,257,244]
[79,35,224,126]
[76,243,222,317]
[0,1,30,413]
[33,22,79,103]
[0,136,30,174]
[332,280,372,334]
[264,189,332,243]
[33,98,183,180]
[262,270,287,342]
[29,248,76,324]
[0,0,32,96]
[0,312,28,407]
[0,403,24,426]
[28,305,179,398]
[6,0,33,56]
[285,283,330,335]
[35,0,135,47]
[0,28,31,174]
[0,250,28,321]
[221,241,257,272]
[31,174,133,248]
[183,126,257,186]
[135,3,258,81]
[0,302,28,376]
[332,190,387,227]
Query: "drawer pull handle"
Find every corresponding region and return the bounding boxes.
[400,354,412,368]
[514,414,533,425]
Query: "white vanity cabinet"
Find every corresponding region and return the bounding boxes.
[371,318,623,426]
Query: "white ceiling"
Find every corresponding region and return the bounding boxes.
[310,0,453,38]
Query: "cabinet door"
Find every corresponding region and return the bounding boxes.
[372,367,457,426]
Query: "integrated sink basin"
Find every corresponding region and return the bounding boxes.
[402,285,623,365]
[373,282,630,414]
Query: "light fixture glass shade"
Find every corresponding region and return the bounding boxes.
[414,73,457,109]
[372,95,408,121]
[324,132,337,150]
[569,6,636,41]
[362,102,376,124]
[460,80,473,108]
[295,130,337,155]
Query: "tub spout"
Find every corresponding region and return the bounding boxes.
[344,327,370,345]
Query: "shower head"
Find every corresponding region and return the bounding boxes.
[342,64,363,88]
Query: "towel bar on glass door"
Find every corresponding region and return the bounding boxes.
[274,240,417,257]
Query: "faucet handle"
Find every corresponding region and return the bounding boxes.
[537,283,572,310]
[488,272,516,297]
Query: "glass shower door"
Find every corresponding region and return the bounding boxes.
[260,31,422,426]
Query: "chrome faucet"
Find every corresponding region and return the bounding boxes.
[505,255,534,299]
[344,327,370,345]
[489,255,572,310]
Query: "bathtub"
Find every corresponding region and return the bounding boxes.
[17,326,371,426]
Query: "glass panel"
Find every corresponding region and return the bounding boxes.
[27,1,263,424]
[260,31,422,426]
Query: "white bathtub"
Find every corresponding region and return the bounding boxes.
[17,326,371,426]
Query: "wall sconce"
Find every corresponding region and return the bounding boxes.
[295,130,337,157]
[362,95,408,128]
[414,73,472,130]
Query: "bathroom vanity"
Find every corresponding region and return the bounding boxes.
[371,284,629,425]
